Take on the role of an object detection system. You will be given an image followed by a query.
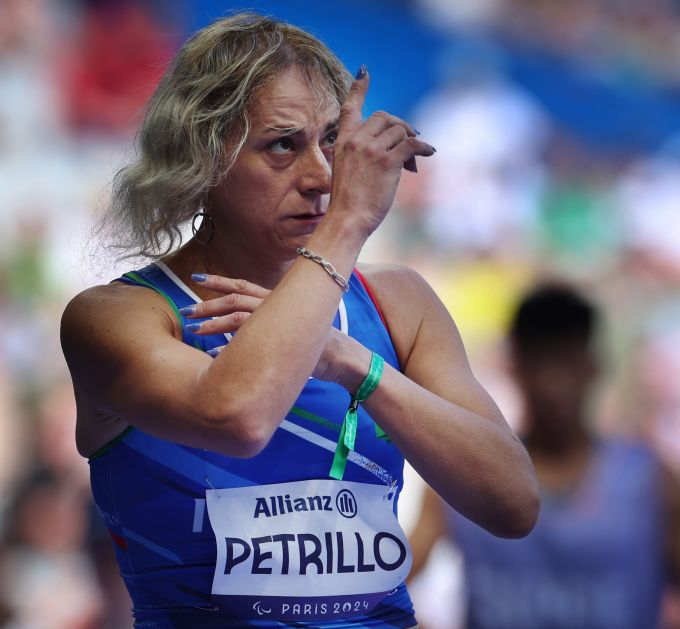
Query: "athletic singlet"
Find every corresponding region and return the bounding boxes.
[447,439,665,629]
[89,262,418,628]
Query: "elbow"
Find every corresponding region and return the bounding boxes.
[199,401,276,458]
[500,487,540,539]
[491,477,541,539]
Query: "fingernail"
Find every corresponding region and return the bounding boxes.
[354,65,367,80]
[207,348,220,358]
[413,128,421,136]
[431,145,437,152]
[179,305,196,315]
[191,273,208,282]
[185,322,202,332]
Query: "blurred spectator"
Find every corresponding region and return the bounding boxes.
[535,132,622,270]
[0,471,103,628]
[0,0,62,155]
[399,41,548,257]
[58,1,180,136]
[409,283,680,629]
[615,151,680,278]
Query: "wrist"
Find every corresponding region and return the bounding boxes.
[333,341,372,395]
[316,206,371,249]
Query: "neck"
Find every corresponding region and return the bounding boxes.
[523,418,592,458]
[165,235,295,293]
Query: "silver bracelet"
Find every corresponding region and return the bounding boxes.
[296,247,350,292]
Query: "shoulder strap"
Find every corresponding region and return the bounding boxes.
[353,268,390,335]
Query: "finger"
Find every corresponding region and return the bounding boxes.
[370,127,424,173]
[180,293,263,318]
[337,66,369,136]
[191,274,270,299]
[373,124,410,152]
[388,137,436,169]
[185,311,251,335]
[362,110,419,139]
[403,156,417,173]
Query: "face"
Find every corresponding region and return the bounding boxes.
[208,66,339,258]
[512,339,598,432]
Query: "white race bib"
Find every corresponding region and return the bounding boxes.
[206,478,411,621]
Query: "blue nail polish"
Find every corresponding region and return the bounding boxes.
[207,348,220,358]
[354,65,367,80]
[414,128,421,136]
[179,305,196,315]
[185,322,202,332]
[192,273,208,282]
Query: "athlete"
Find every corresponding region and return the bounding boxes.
[60,13,539,627]
[409,284,680,629]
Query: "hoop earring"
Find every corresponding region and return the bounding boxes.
[192,209,215,245]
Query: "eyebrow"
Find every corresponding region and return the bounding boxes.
[262,119,339,136]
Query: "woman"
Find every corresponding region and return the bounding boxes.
[61,13,539,628]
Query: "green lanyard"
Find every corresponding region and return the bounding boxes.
[329,352,385,480]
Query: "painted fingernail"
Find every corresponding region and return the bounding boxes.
[413,128,421,136]
[207,348,220,358]
[185,322,202,332]
[179,305,196,315]
[191,273,208,282]
[354,65,367,80]
[430,145,437,152]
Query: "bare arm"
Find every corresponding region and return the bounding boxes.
[408,485,447,582]
[342,265,539,538]
[187,264,540,536]
[662,464,680,588]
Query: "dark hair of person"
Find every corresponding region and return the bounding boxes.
[508,283,598,350]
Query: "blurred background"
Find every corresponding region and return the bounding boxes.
[1,0,680,626]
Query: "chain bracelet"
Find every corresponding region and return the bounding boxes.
[296,247,350,292]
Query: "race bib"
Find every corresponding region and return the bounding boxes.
[206,478,411,621]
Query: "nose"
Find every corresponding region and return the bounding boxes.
[298,145,332,196]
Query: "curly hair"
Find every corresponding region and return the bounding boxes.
[105,13,352,259]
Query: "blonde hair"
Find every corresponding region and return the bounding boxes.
[106,13,351,259]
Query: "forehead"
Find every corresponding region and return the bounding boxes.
[249,66,339,130]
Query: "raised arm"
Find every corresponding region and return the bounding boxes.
[62,70,435,458]
[337,265,539,538]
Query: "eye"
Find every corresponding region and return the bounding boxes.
[322,130,338,149]
[269,137,295,155]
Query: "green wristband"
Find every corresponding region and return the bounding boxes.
[329,352,385,480]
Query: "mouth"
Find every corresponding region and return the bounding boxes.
[289,212,325,222]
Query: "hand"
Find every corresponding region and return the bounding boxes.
[328,67,436,238]
[182,275,362,384]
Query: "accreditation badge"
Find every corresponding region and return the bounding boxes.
[206,478,411,621]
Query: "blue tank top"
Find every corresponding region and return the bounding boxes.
[447,439,665,629]
[89,262,417,628]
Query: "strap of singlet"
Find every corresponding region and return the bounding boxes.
[354,268,390,335]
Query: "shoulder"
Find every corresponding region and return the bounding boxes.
[600,437,658,466]
[356,262,430,293]
[61,282,180,362]
[356,263,436,314]
[356,263,444,367]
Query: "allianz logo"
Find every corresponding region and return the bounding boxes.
[254,489,358,519]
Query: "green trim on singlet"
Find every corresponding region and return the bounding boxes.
[289,405,340,433]
[123,271,184,329]
[88,426,135,461]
